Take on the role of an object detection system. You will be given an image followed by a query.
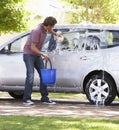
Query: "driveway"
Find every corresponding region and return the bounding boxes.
[0,94,119,118]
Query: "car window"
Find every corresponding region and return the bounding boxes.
[83,35,101,50]
[44,31,85,52]
[107,30,119,48]
[0,34,30,54]
[42,29,71,52]
[10,35,29,53]
[82,30,111,50]
[92,30,119,49]
[61,32,81,50]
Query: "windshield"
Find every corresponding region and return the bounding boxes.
[0,34,29,54]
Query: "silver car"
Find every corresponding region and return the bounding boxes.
[0,24,119,105]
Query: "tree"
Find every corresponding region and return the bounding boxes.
[0,0,30,34]
[61,0,119,24]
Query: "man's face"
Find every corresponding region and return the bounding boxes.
[46,25,54,32]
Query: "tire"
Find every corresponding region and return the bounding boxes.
[8,91,24,99]
[85,74,116,105]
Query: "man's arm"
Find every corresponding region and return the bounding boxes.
[31,43,49,60]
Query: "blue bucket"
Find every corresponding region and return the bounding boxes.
[41,59,56,85]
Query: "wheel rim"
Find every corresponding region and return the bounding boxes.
[89,79,109,101]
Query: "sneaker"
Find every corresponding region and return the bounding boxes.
[23,100,34,105]
[42,100,56,105]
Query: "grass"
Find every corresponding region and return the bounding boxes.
[32,92,87,100]
[1,91,119,101]
[0,92,87,100]
[0,115,119,130]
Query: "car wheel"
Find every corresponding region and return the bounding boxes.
[8,91,24,99]
[85,74,116,105]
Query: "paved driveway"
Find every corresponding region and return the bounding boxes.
[0,96,119,118]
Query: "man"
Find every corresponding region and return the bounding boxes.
[23,16,57,105]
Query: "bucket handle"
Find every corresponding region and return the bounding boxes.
[44,59,52,69]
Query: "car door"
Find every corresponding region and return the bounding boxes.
[0,33,39,86]
[45,31,85,89]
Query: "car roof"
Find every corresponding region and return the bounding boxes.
[55,24,119,31]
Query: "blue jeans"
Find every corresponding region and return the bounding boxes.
[23,54,49,102]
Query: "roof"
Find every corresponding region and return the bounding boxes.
[55,24,119,31]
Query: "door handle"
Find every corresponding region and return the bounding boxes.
[80,56,87,60]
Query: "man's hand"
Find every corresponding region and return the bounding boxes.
[41,53,49,61]
[31,43,49,60]
[50,29,56,36]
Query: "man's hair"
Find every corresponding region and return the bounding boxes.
[43,16,57,26]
